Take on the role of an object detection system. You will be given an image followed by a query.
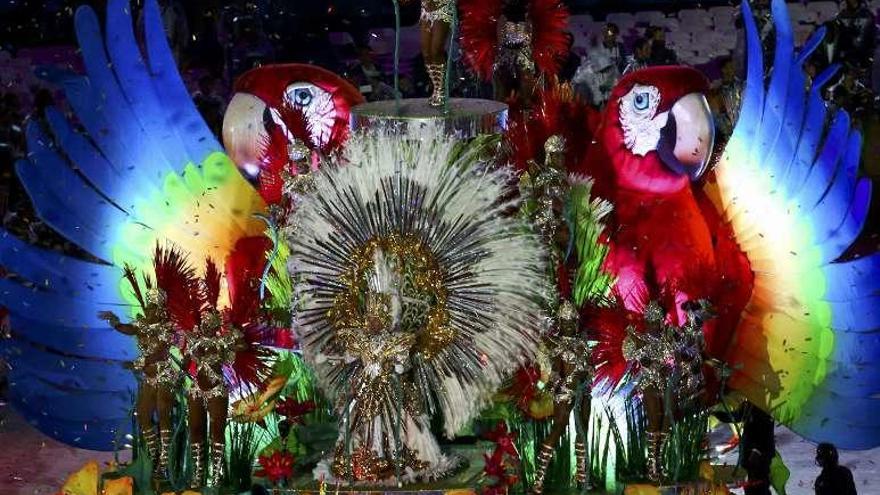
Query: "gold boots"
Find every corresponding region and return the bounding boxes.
[190,442,204,489]
[426,63,447,107]
[531,442,554,494]
[142,429,159,473]
[208,442,225,487]
[575,439,590,488]
[646,431,667,484]
[157,428,171,477]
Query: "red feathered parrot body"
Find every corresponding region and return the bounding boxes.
[579,67,724,325]
[573,0,880,454]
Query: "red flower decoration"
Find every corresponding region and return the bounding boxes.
[255,450,294,484]
[482,449,506,479]
[274,327,297,349]
[510,366,540,411]
[276,397,316,423]
[482,486,508,495]
[483,422,519,458]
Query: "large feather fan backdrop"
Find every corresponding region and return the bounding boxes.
[287,127,549,453]
[0,0,266,449]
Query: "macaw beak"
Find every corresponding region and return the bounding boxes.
[656,92,715,181]
[222,92,269,179]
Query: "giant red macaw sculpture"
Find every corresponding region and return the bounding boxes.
[506,0,880,466]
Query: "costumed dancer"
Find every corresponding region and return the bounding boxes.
[181,249,269,488]
[256,101,342,227]
[504,84,609,492]
[97,248,189,479]
[184,263,239,489]
[459,0,569,104]
[401,0,454,107]
[289,126,549,485]
[626,300,714,483]
[522,137,593,494]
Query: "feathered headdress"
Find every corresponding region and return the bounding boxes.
[290,125,550,438]
[122,264,146,312]
[459,0,504,80]
[459,0,570,80]
[202,258,222,310]
[225,236,271,327]
[153,244,200,330]
[529,0,570,76]
[504,82,598,174]
[221,237,273,389]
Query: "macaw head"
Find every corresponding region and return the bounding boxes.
[598,66,715,194]
[222,63,364,180]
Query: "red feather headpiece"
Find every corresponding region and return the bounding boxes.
[153,244,200,331]
[225,236,271,327]
[504,82,598,174]
[224,237,273,389]
[588,297,643,390]
[122,264,146,312]
[460,0,569,80]
[459,0,504,80]
[202,258,222,310]
[257,103,315,205]
[529,0,570,76]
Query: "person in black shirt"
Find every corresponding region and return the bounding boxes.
[713,401,775,495]
[646,26,677,66]
[815,443,857,495]
[558,32,582,83]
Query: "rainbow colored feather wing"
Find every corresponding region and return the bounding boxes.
[0,0,265,450]
[714,0,879,448]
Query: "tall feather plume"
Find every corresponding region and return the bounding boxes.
[225,237,273,390]
[257,103,316,205]
[257,125,290,205]
[458,0,503,80]
[568,178,614,307]
[231,325,271,391]
[122,263,146,312]
[153,244,200,331]
[529,0,570,76]
[225,236,270,327]
[588,301,635,391]
[202,258,222,310]
[277,102,315,150]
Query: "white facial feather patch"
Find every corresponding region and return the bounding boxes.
[619,84,668,156]
[269,82,338,148]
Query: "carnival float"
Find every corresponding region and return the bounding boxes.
[1,0,878,494]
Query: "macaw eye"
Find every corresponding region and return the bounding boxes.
[292,87,314,107]
[634,92,651,112]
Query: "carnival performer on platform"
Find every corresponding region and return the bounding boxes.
[503,83,611,493]
[169,251,268,489]
[523,137,597,494]
[592,296,715,483]
[459,0,569,104]
[400,0,454,107]
[97,248,190,480]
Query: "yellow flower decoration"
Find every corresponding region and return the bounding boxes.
[231,374,288,422]
[101,477,133,495]
[60,461,99,495]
